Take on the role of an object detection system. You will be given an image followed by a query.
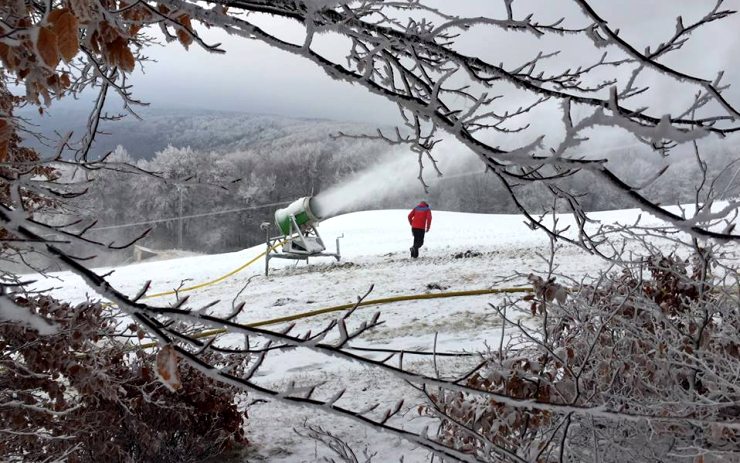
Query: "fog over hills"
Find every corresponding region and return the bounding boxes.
[20,105,739,265]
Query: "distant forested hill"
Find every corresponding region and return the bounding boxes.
[22,106,384,160]
[22,106,740,264]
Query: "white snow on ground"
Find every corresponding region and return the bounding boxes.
[29,206,732,461]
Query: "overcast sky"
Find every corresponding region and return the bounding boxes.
[113,0,740,127]
[27,1,739,209]
[34,0,740,156]
[127,10,401,123]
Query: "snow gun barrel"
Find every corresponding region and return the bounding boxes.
[274,196,322,236]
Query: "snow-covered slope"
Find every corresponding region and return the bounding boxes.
[29,207,703,461]
[38,208,638,308]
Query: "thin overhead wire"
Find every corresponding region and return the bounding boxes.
[90,200,292,231]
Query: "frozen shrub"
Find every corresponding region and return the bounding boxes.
[425,251,740,461]
[0,295,248,463]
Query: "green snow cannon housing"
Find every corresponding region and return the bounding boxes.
[274,196,322,236]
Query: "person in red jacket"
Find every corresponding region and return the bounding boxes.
[408,201,432,258]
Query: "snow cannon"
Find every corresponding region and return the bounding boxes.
[261,195,341,276]
[274,196,321,236]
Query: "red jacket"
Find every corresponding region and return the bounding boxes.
[408,202,432,231]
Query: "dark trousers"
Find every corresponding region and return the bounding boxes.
[412,228,425,249]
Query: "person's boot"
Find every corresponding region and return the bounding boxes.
[411,247,418,258]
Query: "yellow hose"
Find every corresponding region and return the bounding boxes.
[142,241,283,300]
[137,286,533,349]
[106,238,531,350]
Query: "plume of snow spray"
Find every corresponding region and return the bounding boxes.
[311,137,661,219]
[312,141,493,218]
[312,148,423,218]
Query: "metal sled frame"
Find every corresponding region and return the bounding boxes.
[262,214,342,276]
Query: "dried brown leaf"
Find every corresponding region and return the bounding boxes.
[37,26,60,68]
[155,344,181,391]
[118,44,135,72]
[50,9,80,62]
[0,43,11,69]
[106,36,135,72]
[0,137,8,164]
[60,72,71,87]
[177,15,193,48]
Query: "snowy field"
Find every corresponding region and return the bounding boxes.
[33,207,721,461]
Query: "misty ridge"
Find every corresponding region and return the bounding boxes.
[32,106,740,266]
[22,105,383,161]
